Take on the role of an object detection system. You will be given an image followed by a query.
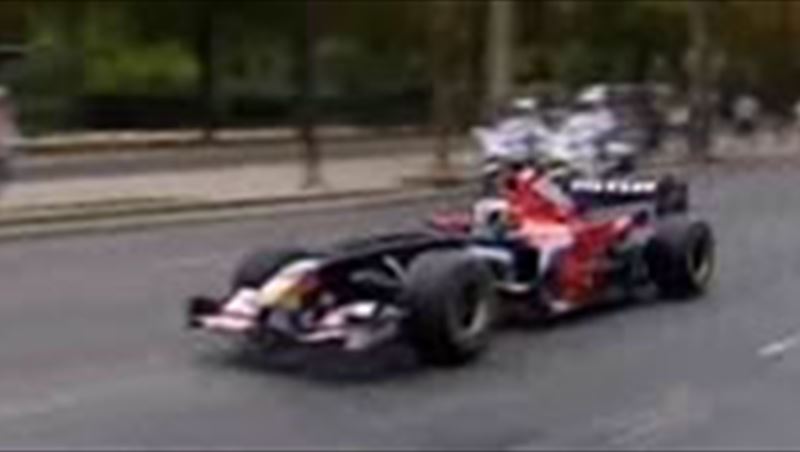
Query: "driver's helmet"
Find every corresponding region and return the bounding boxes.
[0,86,10,107]
[472,198,511,238]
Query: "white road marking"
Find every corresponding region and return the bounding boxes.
[758,333,800,358]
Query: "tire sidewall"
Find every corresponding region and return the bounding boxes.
[403,250,497,364]
[646,219,714,298]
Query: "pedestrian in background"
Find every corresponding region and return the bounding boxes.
[793,98,800,130]
[732,93,760,136]
[0,86,18,186]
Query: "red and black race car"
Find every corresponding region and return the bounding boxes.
[186,165,714,367]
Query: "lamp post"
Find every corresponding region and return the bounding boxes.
[429,0,454,178]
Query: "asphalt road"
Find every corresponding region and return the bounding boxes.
[2,163,800,449]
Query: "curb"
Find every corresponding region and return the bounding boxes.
[0,187,401,227]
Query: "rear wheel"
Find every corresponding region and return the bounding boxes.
[646,219,714,299]
[402,250,497,366]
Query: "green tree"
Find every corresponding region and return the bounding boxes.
[0,0,26,44]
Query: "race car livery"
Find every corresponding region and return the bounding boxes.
[187,162,713,368]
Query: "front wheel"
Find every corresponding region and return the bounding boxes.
[401,250,498,366]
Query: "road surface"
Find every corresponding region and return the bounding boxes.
[1,163,800,449]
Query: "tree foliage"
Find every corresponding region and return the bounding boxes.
[1,0,799,130]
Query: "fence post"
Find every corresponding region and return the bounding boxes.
[485,0,514,116]
[196,1,218,142]
[298,0,322,188]
[687,0,714,159]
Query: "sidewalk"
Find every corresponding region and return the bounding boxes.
[3,149,476,208]
[0,128,797,241]
[14,134,469,182]
[0,144,479,237]
[19,125,424,155]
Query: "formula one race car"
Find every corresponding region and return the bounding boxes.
[186,166,714,367]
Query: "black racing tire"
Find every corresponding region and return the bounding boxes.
[645,219,715,300]
[402,250,497,366]
[231,248,316,290]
